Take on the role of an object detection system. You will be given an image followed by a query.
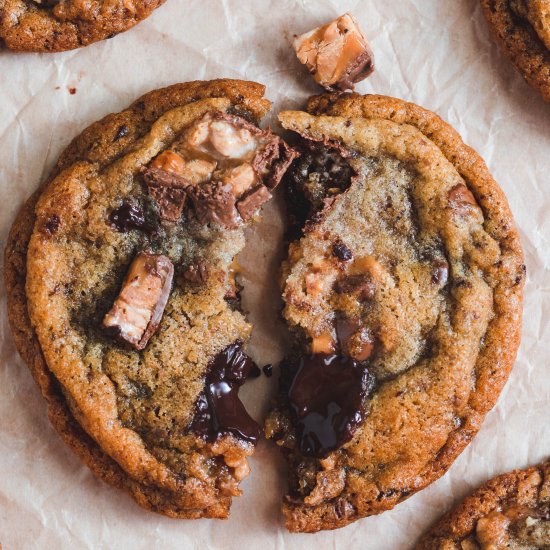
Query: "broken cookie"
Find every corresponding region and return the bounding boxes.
[265,92,524,532]
[5,80,295,520]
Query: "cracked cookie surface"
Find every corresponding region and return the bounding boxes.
[480,0,550,101]
[265,93,524,533]
[0,0,166,52]
[417,461,550,549]
[4,79,293,518]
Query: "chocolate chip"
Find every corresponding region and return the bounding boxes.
[262,364,274,377]
[287,354,374,457]
[190,342,261,444]
[109,201,154,234]
[332,241,353,262]
[249,365,262,378]
[43,214,60,235]
[431,259,449,285]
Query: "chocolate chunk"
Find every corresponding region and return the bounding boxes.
[432,259,449,285]
[253,139,300,190]
[42,214,60,235]
[142,166,190,222]
[109,201,154,234]
[334,274,375,301]
[292,13,375,91]
[236,186,272,222]
[249,365,262,378]
[332,241,353,261]
[262,364,274,377]
[288,354,374,457]
[102,252,174,350]
[190,342,261,444]
[187,181,241,228]
[448,184,479,216]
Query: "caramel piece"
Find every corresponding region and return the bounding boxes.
[311,332,335,354]
[476,512,511,549]
[293,13,375,91]
[103,252,174,350]
[151,150,186,174]
[220,164,258,197]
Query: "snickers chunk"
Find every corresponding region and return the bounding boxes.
[103,252,174,350]
[186,116,258,161]
[293,13,375,91]
[142,111,298,228]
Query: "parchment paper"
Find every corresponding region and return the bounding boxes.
[1,1,549,548]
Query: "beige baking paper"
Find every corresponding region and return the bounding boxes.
[0,1,549,548]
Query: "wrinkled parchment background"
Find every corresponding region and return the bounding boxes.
[1,1,549,548]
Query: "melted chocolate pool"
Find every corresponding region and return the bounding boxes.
[190,342,261,444]
[288,354,374,458]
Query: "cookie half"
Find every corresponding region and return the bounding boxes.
[4,79,296,518]
[480,0,550,101]
[265,93,525,532]
[416,461,550,549]
[0,0,166,52]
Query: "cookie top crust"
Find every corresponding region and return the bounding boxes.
[4,79,280,518]
[480,0,550,101]
[417,462,550,549]
[265,93,524,532]
[0,0,166,52]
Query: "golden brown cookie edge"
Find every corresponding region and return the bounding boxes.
[415,461,550,549]
[480,0,550,102]
[0,0,167,53]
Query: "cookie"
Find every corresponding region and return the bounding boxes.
[416,461,550,549]
[0,0,166,52]
[265,92,525,532]
[480,0,550,101]
[4,79,296,518]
